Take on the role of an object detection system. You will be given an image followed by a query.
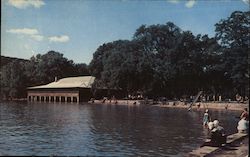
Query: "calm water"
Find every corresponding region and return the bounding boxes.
[0,102,240,156]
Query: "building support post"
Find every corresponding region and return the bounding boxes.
[77,96,79,104]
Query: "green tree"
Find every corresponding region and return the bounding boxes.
[89,39,156,96]
[26,51,81,85]
[215,11,250,96]
[74,63,90,76]
[90,22,225,98]
[0,60,28,99]
[0,50,90,100]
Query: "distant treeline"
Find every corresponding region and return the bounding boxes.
[0,11,249,100]
[0,52,89,99]
[0,56,29,68]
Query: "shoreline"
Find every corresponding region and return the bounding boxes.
[1,99,248,111]
[90,100,249,111]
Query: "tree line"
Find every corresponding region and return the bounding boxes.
[0,11,249,100]
[0,51,89,99]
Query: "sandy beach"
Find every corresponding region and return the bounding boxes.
[89,99,249,111]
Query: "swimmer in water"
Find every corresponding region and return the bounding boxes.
[203,109,211,126]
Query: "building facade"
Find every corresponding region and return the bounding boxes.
[27,76,95,103]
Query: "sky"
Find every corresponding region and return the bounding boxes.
[1,0,249,64]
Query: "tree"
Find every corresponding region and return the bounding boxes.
[74,63,90,76]
[215,11,250,96]
[0,50,90,100]
[89,39,156,97]
[26,51,81,85]
[89,22,226,98]
[133,23,212,97]
[0,60,28,99]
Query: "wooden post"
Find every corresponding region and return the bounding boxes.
[77,96,79,103]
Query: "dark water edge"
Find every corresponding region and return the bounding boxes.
[0,101,240,156]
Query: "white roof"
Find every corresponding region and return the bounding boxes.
[28,76,95,89]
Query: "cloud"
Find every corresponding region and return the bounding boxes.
[7,0,45,9]
[185,0,196,8]
[7,28,69,43]
[7,28,44,41]
[242,0,250,4]
[30,34,44,41]
[6,28,39,35]
[48,35,70,43]
[167,0,196,8]
[167,0,180,4]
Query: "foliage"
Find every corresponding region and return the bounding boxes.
[0,60,28,99]
[0,51,89,99]
[215,11,250,96]
[90,11,249,99]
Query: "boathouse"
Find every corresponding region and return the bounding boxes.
[27,76,95,103]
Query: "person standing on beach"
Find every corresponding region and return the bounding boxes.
[203,109,211,126]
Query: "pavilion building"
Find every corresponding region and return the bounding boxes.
[27,76,95,103]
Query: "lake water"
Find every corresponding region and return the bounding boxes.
[0,102,240,156]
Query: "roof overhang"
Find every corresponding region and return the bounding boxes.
[27,76,95,90]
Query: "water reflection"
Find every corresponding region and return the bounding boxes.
[0,102,240,156]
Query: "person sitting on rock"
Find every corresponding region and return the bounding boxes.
[201,120,227,147]
[210,120,227,146]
